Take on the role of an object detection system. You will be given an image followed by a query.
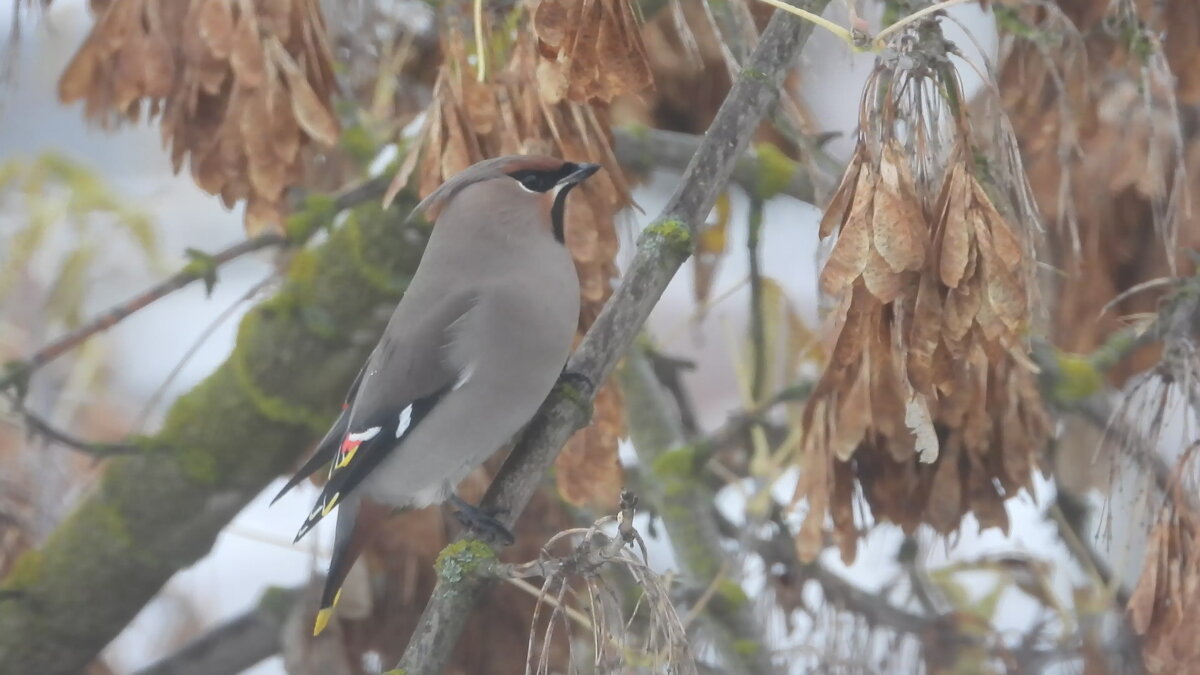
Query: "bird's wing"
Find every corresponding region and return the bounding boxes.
[270,360,370,505]
[291,292,475,542]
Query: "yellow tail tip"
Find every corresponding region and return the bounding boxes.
[313,607,334,636]
[312,590,342,636]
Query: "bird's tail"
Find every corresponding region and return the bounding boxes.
[312,497,390,636]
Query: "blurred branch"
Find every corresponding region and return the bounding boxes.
[3,404,137,458]
[1036,269,1200,516]
[618,348,777,675]
[735,506,1098,670]
[0,232,285,396]
[1085,270,1200,375]
[356,124,818,213]
[612,126,815,203]
[134,587,302,675]
[746,196,767,401]
[392,8,828,673]
[0,201,427,674]
[643,345,700,435]
[0,177,392,399]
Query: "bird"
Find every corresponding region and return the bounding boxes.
[271,155,599,636]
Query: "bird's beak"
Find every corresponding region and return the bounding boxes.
[557,162,601,187]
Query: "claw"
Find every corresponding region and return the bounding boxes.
[448,495,515,546]
[559,368,594,396]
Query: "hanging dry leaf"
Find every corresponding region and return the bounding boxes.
[59,0,338,235]
[532,0,654,105]
[795,54,1047,563]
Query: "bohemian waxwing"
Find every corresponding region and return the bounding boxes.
[272,155,600,635]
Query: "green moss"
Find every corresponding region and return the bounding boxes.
[229,312,326,433]
[339,125,378,167]
[257,586,296,620]
[433,539,495,585]
[3,550,44,590]
[715,578,749,609]
[732,639,761,657]
[176,445,219,484]
[182,248,219,296]
[651,445,698,479]
[382,670,407,675]
[346,209,409,294]
[652,445,700,499]
[753,143,796,200]
[555,380,594,420]
[285,194,338,243]
[739,67,768,83]
[1052,352,1103,403]
[90,502,134,550]
[287,248,321,287]
[640,219,692,256]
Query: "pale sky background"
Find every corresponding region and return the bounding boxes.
[0,2,1143,673]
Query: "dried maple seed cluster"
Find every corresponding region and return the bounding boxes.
[1000,0,1200,384]
[59,0,339,235]
[795,56,1048,564]
[996,3,1200,670]
[1129,476,1200,674]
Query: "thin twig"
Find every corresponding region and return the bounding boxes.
[746,196,767,402]
[4,404,137,457]
[0,168,395,396]
[0,233,285,393]
[873,0,973,44]
[132,276,273,432]
[612,127,815,204]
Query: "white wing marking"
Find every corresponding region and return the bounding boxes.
[347,426,381,442]
[395,405,414,439]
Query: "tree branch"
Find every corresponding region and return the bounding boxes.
[393,7,828,673]
[0,201,427,674]
[618,348,777,675]
[3,404,137,458]
[611,127,815,203]
[133,587,302,675]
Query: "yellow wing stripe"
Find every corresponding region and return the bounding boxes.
[320,492,341,517]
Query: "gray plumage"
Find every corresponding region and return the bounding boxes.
[273,155,598,634]
[357,173,581,506]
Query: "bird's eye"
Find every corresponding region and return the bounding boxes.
[511,170,555,193]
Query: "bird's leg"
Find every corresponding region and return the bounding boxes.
[559,366,594,397]
[448,494,515,546]
[557,367,596,422]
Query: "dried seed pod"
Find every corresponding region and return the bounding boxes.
[60,0,338,235]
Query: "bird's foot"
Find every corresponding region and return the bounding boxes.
[559,368,594,396]
[448,495,515,546]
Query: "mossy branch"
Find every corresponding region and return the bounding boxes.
[0,201,426,674]
[618,349,776,675]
